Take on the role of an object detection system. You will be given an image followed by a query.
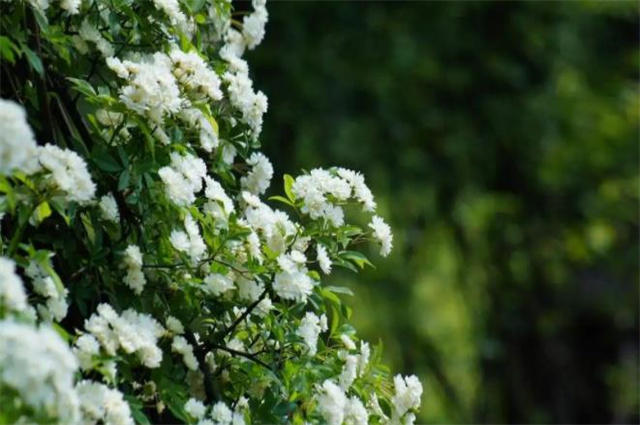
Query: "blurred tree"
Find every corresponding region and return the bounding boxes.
[249,2,638,423]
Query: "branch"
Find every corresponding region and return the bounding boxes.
[218,289,268,340]
[211,343,272,371]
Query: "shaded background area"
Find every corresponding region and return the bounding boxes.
[248,2,639,423]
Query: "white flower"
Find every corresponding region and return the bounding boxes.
[204,273,234,297]
[76,380,134,425]
[338,354,358,390]
[159,152,207,206]
[316,244,332,274]
[122,245,146,294]
[60,0,81,14]
[0,98,39,175]
[315,380,347,425]
[291,168,353,226]
[170,215,207,261]
[79,20,114,57]
[170,48,223,101]
[272,269,313,303]
[254,297,273,317]
[171,336,199,370]
[210,401,233,425]
[84,303,164,368]
[0,319,80,423]
[336,168,376,211]
[26,260,69,322]
[204,176,235,220]
[166,316,184,334]
[99,193,120,223]
[38,144,96,204]
[0,257,27,312]
[152,0,189,30]
[241,152,273,195]
[185,398,206,419]
[242,192,296,254]
[111,52,182,123]
[344,396,368,425]
[391,374,423,418]
[340,334,356,351]
[369,215,393,257]
[222,68,268,139]
[74,334,100,370]
[236,276,264,302]
[296,312,326,356]
[358,341,370,377]
[242,0,268,50]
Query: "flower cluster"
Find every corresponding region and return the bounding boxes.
[0,0,422,424]
[84,303,165,368]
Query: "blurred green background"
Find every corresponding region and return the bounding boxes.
[248,2,639,423]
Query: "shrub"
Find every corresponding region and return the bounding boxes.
[0,0,422,424]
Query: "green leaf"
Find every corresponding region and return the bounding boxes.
[268,195,294,207]
[118,169,130,190]
[325,285,354,296]
[283,174,295,202]
[22,46,43,75]
[92,150,122,172]
[340,250,374,269]
[0,36,19,64]
[67,77,97,98]
[31,201,52,225]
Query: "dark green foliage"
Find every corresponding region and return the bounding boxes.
[251,2,639,423]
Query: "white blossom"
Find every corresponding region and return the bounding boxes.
[123,245,146,294]
[74,333,100,370]
[60,0,81,14]
[159,152,207,206]
[236,276,264,302]
[26,260,69,322]
[170,47,223,101]
[340,334,356,351]
[76,380,134,425]
[291,168,352,226]
[171,335,199,370]
[315,380,347,425]
[222,67,268,139]
[170,214,207,261]
[317,244,332,274]
[0,98,39,175]
[79,20,114,57]
[344,396,368,425]
[210,401,233,425]
[391,374,423,419]
[109,53,183,123]
[185,398,206,419]
[241,152,273,195]
[369,215,393,257]
[296,312,327,356]
[338,354,358,390]
[84,303,165,368]
[358,341,370,376]
[242,192,296,254]
[0,257,27,312]
[99,193,120,223]
[0,320,80,423]
[204,273,235,296]
[38,144,96,204]
[166,316,184,334]
[273,268,313,303]
[152,0,189,31]
[242,0,268,50]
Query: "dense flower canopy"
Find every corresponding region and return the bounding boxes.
[0,0,420,424]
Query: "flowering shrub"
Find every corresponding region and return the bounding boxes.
[0,0,422,424]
